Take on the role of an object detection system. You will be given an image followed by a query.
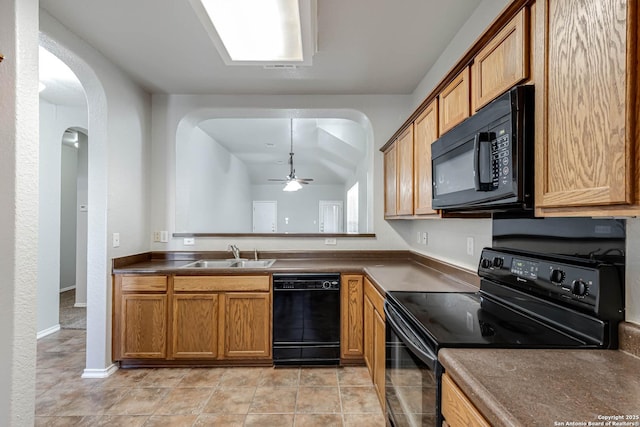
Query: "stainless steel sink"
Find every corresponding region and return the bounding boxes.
[181,259,276,268]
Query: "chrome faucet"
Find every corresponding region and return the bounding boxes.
[228,244,240,260]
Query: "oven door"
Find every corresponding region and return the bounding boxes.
[384,301,441,427]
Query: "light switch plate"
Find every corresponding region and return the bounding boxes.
[183,237,195,246]
[422,232,428,245]
[466,237,474,256]
[324,238,337,245]
[112,233,120,248]
[160,231,169,243]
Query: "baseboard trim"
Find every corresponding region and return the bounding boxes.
[82,363,118,379]
[37,324,61,339]
[74,302,87,308]
[60,286,76,293]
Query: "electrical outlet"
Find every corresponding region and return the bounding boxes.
[422,232,428,245]
[153,231,161,242]
[466,237,474,256]
[324,238,337,245]
[183,237,195,246]
[112,232,120,248]
[160,231,169,243]
[416,231,421,244]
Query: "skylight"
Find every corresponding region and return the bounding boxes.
[190,0,316,66]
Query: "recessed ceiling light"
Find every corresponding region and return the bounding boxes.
[265,143,276,148]
[190,0,316,66]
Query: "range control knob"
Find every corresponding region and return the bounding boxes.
[492,257,504,268]
[480,258,493,269]
[550,269,565,284]
[322,281,331,289]
[571,280,588,297]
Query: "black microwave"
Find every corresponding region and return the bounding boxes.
[431,85,534,211]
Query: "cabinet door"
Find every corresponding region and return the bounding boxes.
[340,274,364,359]
[373,307,386,409]
[397,125,414,216]
[472,7,529,111]
[171,294,218,359]
[535,0,638,213]
[120,294,167,359]
[363,294,374,378]
[384,144,398,217]
[222,292,271,359]
[441,373,490,427]
[439,67,471,134]
[414,100,439,216]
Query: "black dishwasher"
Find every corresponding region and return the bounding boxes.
[272,273,340,366]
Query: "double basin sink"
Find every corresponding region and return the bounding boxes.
[181,259,276,269]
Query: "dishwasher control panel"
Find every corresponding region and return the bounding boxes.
[273,273,341,290]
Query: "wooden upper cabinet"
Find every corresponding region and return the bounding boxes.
[534,0,640,215]
[439,66,471,134]
[396,124,415,216]
[472,7,529,111]
[384,144,398,218]
[413,100,439,216]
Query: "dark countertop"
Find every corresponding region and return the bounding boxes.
[112,253,479,294]
[439,347,640,427]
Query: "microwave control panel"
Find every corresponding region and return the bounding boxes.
[491,132,510,187]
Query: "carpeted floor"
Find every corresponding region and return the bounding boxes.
[59,289,86,330]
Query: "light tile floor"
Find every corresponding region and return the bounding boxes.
[35,329,386,426]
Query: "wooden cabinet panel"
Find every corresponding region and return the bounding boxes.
[441,373,490,427]
[472,8,529,111]
[121,275,167,292]
[535,0,639,214]
[171,294,218,359]
[341,274,364,359]
[120,294,167,358]
[373,307,385,410]
[397,125,414,216]
[222,292,271,359]
[174,275,269,292]
[364,277,385,408]
[439,67,471,134]
[384,144,398,218]
[413,100,439,216]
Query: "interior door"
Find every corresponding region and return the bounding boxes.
[319,201,343,233]
[252,201,277,233]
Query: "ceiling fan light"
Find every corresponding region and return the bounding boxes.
[283,180,303,192]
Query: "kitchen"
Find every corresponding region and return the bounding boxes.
[2,0,640,426]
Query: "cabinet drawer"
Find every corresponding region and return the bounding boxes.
[121,275,167,292]
[174,276,270,292]
[441,373,490,427]
[472,7,529,111]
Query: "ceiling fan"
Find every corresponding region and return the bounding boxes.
[268,118,314,191]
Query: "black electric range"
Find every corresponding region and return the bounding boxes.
[384,247,625,427]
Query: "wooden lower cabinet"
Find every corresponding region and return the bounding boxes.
[364,277,385,408]
[222,292,271,359]
[441,373,490,427]
[171,293,218,359]
[341,274,364,359]
[113,274,272,364]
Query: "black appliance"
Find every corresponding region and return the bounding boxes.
[272,273,340,366]
[431,85,534,211]
[384,247,624,427]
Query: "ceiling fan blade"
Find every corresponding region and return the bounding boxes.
[297,178,313,181]
[268,179,288,182]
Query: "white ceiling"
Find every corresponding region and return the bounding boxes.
[39,0,483,186]
[40,0,482,95]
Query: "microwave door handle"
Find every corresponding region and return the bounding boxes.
[474,132,492,191]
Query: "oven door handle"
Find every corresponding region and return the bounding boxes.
[384,303,438,369]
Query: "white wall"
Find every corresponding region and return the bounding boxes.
[38,99,86,335]
[60,143,79,290]
[176,127,252,232]
[252,184,345,233]
[75,132,89,307]
[0,0,39,423]
[41,10,153,375]
[151,97,412,252]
